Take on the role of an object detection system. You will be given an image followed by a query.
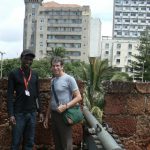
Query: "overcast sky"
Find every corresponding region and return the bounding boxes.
[0,0,113,59]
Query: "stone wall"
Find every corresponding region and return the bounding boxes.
[103,81,150,150]
[0,79,84,149]
[0,79,150,149]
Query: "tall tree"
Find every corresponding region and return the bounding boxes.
[131,27,150,82]
[81,57,112,122]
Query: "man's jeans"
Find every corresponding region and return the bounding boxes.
[11,112,36,150]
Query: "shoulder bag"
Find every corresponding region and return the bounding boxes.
[52,80,84,125]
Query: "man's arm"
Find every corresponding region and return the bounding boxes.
[7,72,16,125]
[57,89,82,113]
[43,101,51,128]
[36,73,44,122]
[66,89,82,109]
[7,72,15,116]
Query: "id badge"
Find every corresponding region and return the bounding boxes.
[25,90,30,96]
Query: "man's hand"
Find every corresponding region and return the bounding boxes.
[43,116,49,129]
[38,113,44,122]
[57,104,67,113]
[10,116,16,125]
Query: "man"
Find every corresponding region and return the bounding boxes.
[43,56,82,150]
[7,49,43,150]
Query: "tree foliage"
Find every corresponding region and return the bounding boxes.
[64,61,83,80]
[32,59,51,78]
[81,57,111,122]
[2,58,51,78]
[47,47,69,60]
[111,72,132,81]
[2,57,84,79]
[131,27,150,82]
[2,58,20,77]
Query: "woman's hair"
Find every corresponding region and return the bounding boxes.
[51,56,64,66]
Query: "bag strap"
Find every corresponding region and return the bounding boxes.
[52,79,59,106]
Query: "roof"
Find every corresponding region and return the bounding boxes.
[43,1,81,8]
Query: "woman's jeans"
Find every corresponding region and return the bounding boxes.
[11,112,36,150]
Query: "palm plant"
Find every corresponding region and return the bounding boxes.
[47,47,70,60]
[51,47,66,58]
[111,72,132,81]
[81,57,110,123]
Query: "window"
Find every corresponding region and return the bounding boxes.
[133,19,138,23]
[128,59,131,63]
[128,52,132,55]
[72,51,81,56]
[131,12,136,16]
[138,13,144,17]
[116,51,121,55]
[105,51,109,55]
[116,59,120,63]
[125,19,130,22]
[141,20,146,23]
[147,13,150,17]
[131,0,137,4]
[40,26,43,30]
[123,12,128,16]
[40,18,44,23]
[117,43,121,49]
[124,31,129,35]
[115,12,121,16]
[105,43,109,49]
[116,18,122,22]
[139,0,144,4]
[128,44,132,49]
[40,34,43,38]
[130,25,136,29]
[124,0,129,4]
[141,7,146,11]
[40,42,43,47]
[32,4,35,8]
[138,26,143,29]
[32,13,35,16]
[115,0,121,4]
[123,25,128,29]
[117,31,122,35]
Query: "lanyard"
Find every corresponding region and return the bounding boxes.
[20,68,32,90]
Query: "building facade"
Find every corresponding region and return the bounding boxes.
[23,0,91,62]
[113,0,150,39]
[89,18,101,57]
[101,36,139,73]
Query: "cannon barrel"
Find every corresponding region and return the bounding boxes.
[83,106,122,150]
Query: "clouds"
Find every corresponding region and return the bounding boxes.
[0,0,24,58]
[0,1,24,42]
[0,0,113,59]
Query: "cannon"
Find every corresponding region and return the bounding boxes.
[83,106,122,150]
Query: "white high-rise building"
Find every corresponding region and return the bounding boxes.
[113,0,150,39]
[23,0,91,62]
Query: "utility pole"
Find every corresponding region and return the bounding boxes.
[0,51,5,79]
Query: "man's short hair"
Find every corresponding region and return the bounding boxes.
[51,56,64,66]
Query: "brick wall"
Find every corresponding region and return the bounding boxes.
[0,79,150,149]
[103,81,150,150]
[0,79,84,149]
